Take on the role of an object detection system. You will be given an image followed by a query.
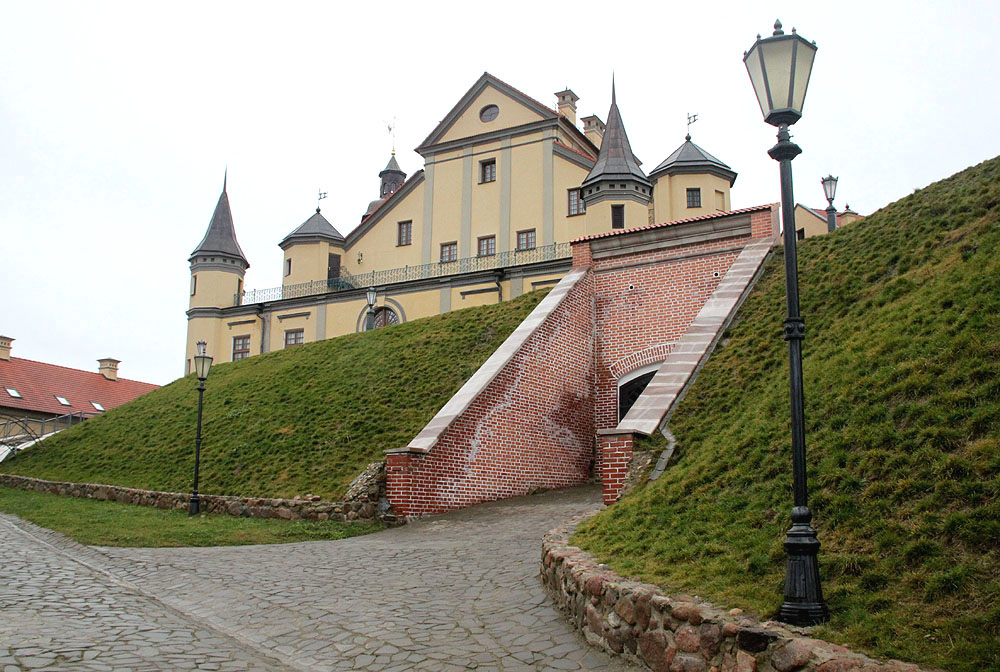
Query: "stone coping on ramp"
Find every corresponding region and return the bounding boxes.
[392,266,589,454]
[540,512,941,672]
[0,473,398,524]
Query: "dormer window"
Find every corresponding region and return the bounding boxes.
[91,401,105,412]
[5,387,21,398]
[55,395,71,406]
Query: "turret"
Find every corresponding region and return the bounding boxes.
[188,174,249,310]
[185,175,250,374]
[648,134,737,222]
[279,208,346,287]
[363,154,408,222]
[580,82,651,232]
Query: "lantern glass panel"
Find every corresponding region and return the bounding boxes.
[822,176,838,202]
[760,37,795,110]
[791,39,817,114]
[744,47,770,119]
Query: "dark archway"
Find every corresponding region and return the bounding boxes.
[618,370,656,421]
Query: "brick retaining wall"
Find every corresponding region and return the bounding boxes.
[0,474,397,524]
[541,513,939,672]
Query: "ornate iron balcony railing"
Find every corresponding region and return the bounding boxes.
[237,242,570,306]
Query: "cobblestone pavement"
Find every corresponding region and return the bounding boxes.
[1,485,638,671]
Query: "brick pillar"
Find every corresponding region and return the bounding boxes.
[597,430,634,506]
[571,240,593,267]
[385,451,414,516]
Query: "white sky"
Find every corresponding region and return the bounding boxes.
[3,1,999,386]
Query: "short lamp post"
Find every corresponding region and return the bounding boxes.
[190,340,213,516]
[365,286,377,331]
[822,175,839,233]
[744,20,829,626]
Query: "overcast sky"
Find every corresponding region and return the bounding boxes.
[3,1,999,386]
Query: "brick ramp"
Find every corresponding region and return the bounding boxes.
[386,268,597,516]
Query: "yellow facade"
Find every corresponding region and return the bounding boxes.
[184,73,743,371]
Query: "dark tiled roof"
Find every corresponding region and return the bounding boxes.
[380,155,404,176]
[581,83,650,188]
[190,185,249,264]
[649,135,737,185]
[280,210,346,247]
[0,358,158,417]
[572,204,775,243]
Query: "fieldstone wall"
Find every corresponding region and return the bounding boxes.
[541,513,939,672]
[0,473,401,525]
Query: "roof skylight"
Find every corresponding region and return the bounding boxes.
[55,395,71,406]
[91,401,105,411]
[5,387,21,398]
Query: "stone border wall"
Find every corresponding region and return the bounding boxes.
[541,513,939,672]
[0,474,401,525]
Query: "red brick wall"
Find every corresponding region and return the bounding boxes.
[387,271,597,516]
[598,432,634,505]
[592,238,745,430]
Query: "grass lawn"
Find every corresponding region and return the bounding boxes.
[1,289,548,500]
[0,486,380,547]
[573,156,1000,672]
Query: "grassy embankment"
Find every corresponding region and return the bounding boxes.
[573,157,1000,672]
[2,290,548,500]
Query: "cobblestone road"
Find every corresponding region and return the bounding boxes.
[1,485,637,671]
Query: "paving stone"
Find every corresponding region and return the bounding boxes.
[1,485,637,670]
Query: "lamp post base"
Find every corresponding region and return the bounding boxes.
[778,506,829,626]
[189,495,200,516]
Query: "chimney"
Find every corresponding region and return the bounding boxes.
[581,115,606,149]
[0,336,12,361]
[98,358,120,381]
[554,89,579,126]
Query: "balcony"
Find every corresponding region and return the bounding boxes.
[237,242,571,306]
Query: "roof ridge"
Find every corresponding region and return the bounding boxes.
[571,203,776,243]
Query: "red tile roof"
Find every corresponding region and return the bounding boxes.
[0,358,158,418]
[571,204,777,243]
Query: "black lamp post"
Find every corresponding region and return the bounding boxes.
[744,19,829,626]
[821,175,839,233]
[190,340,213,516]
[365,286,377,331]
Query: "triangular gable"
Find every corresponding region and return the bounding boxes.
[417,73,558,153]
[795,203,828,223]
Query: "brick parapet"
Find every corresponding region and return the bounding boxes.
[0,473,399,524]
[541,512,939,672]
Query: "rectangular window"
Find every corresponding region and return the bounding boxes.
[611,205,625,229]
[516,229,536,251]
[284,329,304,348]
[232,335,251,361]
[55,395,71,406]
[327,253,341,280]
[686,187,702,208]
[5,387,21,398]
[568,189,585,216]
[397,220,412,246]
[440,241,458,263]
[477,235,496,257]
[284,258,292,276]
[91,401,105,412]
[480,159,496,184]
[190,275,197,296]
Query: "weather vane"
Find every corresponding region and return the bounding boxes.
[386,117,397,155]
[317,189,327,211]
[687,112,699,136]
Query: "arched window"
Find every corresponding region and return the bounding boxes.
[370,307,400,330]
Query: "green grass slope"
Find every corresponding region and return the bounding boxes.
[2,290,548,499]
[573,157,1000,672]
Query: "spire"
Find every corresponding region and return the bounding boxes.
[189,178,248,266]
[581,81,650,190]
[223,167,227,193]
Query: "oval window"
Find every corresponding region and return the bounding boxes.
[479,104,499,122]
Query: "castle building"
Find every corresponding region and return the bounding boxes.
[185,73,739,372]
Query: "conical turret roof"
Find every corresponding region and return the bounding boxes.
[581,82,650,189]
[379,154,404,177]
[190,177,248,264]
[279,209,345,249]
[649,135,737,185]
